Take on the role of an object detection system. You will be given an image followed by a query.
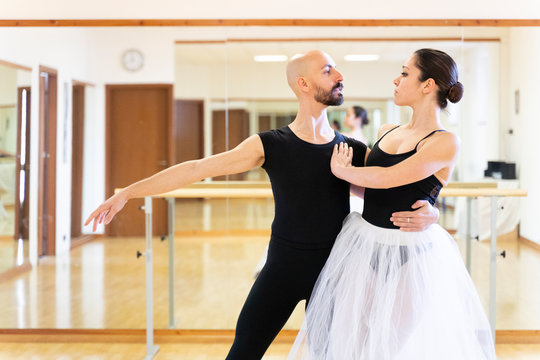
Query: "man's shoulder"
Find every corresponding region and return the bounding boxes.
[341,133,367,150]
[258,126,290,142]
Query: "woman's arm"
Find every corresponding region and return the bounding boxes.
[85,134,265,231]
[332,132,459,189]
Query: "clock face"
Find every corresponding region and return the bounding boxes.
[122,49,144,72]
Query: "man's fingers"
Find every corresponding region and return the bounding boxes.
[390,212,418,220]
[411,200,429,209]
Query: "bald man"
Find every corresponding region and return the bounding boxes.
[85,50,439,359]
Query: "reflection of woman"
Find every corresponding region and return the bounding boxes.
[344,105,369,144]
[289,49,496,359]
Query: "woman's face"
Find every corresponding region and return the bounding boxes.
[393,55,425,107]
[344,107,357,128]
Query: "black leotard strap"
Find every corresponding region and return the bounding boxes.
[374,125,400,146]
[414,129,446,151]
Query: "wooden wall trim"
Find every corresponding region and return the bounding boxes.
[209,97,392,102]
[177,37,501,44]
[0,59,32,71]
[0,329,538,344]
[0,19,539,27]
[72,79,95,87]
[39,65,57,75]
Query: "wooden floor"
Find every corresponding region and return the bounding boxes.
[0,342,539,359]
[0,198,540,358]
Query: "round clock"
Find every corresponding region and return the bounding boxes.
[121,49,144,72]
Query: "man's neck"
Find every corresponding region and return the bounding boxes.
[289,103,335,143]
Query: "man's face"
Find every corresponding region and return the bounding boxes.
[314,81,344,106]
[308,53,344,106]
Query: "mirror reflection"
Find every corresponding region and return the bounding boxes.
[0,26,538,338]
[0,64,31,274]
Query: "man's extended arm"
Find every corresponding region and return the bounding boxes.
[85,135,265,231]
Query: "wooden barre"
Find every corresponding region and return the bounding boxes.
[183,180,499,189]
[439,188,527,197]
[119,186,527,199]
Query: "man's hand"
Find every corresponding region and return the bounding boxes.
[390,200,440,232]
[84,191,129,232]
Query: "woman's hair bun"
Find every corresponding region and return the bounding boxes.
[447,81,464,104]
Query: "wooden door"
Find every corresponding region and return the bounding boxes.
[71,85,85,238]
[258,114,271,133]
[38,67,57,256]
[173,100,204,164]
[212,109,249,181]
[106,85,171,236]
[15,87,31,241]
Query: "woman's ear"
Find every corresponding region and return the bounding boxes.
[422,78,436,94]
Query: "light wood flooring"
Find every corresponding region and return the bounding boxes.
[0,342,539,359]
[0,198,540,358]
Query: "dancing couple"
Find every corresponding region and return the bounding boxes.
[86,48,495,359]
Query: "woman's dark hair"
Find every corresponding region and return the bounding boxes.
[414,48,464,109]
[352,106,369,126]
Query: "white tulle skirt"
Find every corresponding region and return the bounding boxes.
[288,212,496,360]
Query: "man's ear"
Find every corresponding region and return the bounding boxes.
[297,76,309,93]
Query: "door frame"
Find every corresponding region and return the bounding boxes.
[38,66,57,256]
[71,83,85,238]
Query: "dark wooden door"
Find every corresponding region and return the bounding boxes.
[106,85,171,236]
[212,109,249,180]
[173,100,204,164]
[15,87,31,241]
[38,68,57,256]
[71,85,85,238]
[258,114,271,133]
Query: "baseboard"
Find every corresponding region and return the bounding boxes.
[0,329,296,344]
[70,235,97,250]
[496,330,540,344]
[519,236,540,252]
[0,262,32,283]
[175,229,271,237]
[0,329,538,344]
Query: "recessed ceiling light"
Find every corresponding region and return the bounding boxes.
[344,54,380,62]
[254,55,288,62]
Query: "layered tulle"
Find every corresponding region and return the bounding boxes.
[288,212,496,360]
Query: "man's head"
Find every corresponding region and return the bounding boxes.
[286,50,344,106]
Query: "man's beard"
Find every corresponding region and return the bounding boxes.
[314,83,344,106]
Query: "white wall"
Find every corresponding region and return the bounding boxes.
[458,43,501,181]
[507,28,540,244]
[0,28,93,262]
[2,0,540,19]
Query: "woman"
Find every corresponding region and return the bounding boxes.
[288,49,496,359]
[344,105,369,144]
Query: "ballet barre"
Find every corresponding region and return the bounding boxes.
[129,183,527,358]
[438,186,528,341]
[129,184,273,360]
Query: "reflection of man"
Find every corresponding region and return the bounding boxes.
[86,50,438,359]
